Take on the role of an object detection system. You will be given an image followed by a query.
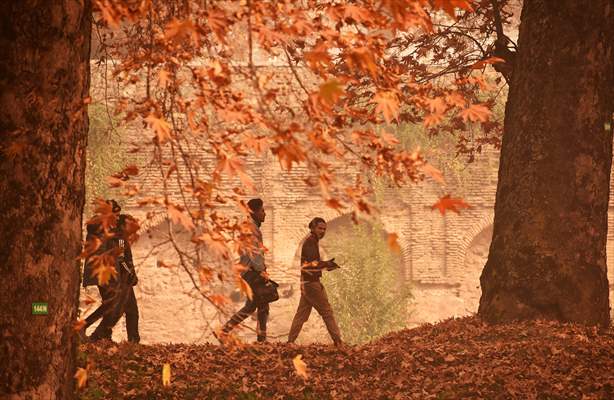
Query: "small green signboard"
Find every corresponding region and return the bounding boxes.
[32,302,48,315]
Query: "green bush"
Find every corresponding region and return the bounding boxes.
[321,221,412,345]
[85,103,126,213]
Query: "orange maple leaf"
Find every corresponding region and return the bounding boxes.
[445,92,467,109]
[459,104,491,123]
[292,354,308,379]
[80,236,102,259]
[207,10,229,41]
[95,0,120,28]
[105,175,124,188]
[387,233,401,254]
[318,79,345,108]
[373,91,399,124]
[167,203,195,230]
[431,194,471,215]
[162,363,171,387]
[145,114,172,144]
[93,264,117,286]
[348,47,378,78]
[73,318,86,332]
[195,233,229,258]
[74,367,88,389]
[158,69,171,87]
[304,45,332,70]
[380,130,400,146]
[471,56,506,70]
[164,18,198,44]
[199,267,213,285]
[326,198,344,210]
[272,143,307,172]
[210,294,230,307]
[343,5,374,22]
[122,164,139,176]
[421,163,445,184]
[157,259,175,269]
[244,135,269,155]
[238,276,253,301]
[424,97,448,114]
[433,0,475,19]
[423,113,444,128]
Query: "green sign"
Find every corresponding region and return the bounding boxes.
[32,302,48,315]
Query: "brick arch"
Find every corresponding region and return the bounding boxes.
[135,212,169,235]
[459,213,494,260]
[458,217,494,311]
[293,212,404,267]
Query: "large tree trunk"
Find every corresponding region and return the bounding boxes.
[0,1,91,398]
[479,0,614,326]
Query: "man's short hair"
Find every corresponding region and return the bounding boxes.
[308,217,326,229]
[108,199,121,213]
[247,198,263,213]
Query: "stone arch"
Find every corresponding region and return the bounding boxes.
[287,211,350,275]
[136,212,169,236]
[459,222,494,314]
[298,213,403,271]
[459,213,494,260]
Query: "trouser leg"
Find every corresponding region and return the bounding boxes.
[124,287,140,343]
[84,285,109,330]
[256,302,269,342]
[89,284,122,341]
[287,284,313,343]
[223,299,258,334]
[309,282,342,345]
[90,279,130,341]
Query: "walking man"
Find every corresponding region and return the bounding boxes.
[287,217,343,347]
[83,202,140,343]
[219,198,270,342]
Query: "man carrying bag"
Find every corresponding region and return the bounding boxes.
[242,268,279,304]
[219,198,275,343]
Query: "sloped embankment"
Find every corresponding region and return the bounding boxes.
[78,316,614,399]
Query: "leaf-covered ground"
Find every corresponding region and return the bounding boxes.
[77,317,614,399]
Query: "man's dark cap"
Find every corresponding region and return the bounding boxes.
[247,198,263,213]
[108,199,121,213]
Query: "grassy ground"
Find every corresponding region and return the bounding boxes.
[77,316,614,399]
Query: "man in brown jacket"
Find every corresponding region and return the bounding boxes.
[287,217,343,346]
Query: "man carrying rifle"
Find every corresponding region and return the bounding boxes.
[82,201,140,343]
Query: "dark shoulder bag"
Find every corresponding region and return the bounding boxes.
[253,279,279,304]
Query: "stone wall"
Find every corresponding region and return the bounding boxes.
[83,142,614,345]
[82,63,614,346]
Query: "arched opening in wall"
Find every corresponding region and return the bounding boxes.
[461,224,493,313]
[303,214,412,345]
[128,219,237,344]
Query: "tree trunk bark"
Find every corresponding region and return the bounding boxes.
[479,0,614,326]
[0,1,91,398]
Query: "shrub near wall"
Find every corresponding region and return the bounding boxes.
[85,102,126,213]
[321,221,412,345]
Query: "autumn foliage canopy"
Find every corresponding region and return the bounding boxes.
[85,0,510,310]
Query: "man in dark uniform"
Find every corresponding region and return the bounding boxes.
[287,217,343,346]
[82,201,140,343]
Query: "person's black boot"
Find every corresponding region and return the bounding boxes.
[128,334,140,344]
